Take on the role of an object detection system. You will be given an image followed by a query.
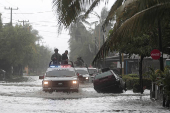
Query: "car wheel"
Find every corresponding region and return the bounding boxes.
[75,89,79,93]
[72,89,79,93]
[95,89,101,93]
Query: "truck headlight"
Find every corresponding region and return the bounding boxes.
[86,77,89,80]
[43,81,48,85]
[72,81,77,84]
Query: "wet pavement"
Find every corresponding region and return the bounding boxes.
[0,76,169,113]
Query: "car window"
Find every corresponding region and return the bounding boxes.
[75,70,88,75]
[95,71,113,79]
[46,69,75,77]
[88,69,97,74]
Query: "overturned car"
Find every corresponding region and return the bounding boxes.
[93,69,126,93]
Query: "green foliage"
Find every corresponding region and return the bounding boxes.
[128,74,138,78]
[145,66,170,99]
[0,18,52,77]
[144,67,158,82]
[122,74,138,89]
[122,74,151,90]
[157,66,170,99]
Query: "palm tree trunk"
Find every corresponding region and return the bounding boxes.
[158,19,164,71]
[158,19,165,107]
[139,55,144,94]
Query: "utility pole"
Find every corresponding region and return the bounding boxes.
[18,20,29,26]
[158,19,164,71]
[95,37,96,55]
[4,7,18,26]
[122,53,124,75]
[94,22,97,55]
[102,26,106,68]
[158,19,165,107]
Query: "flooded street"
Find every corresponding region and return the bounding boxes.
[0,76,169,113]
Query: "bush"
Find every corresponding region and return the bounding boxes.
[122,75,139,89]
[122,74,151,90]
[133,82,140,93]
[128,74,138,78]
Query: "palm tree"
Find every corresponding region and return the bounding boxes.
[92,0,170,95]
[92,0,170,60]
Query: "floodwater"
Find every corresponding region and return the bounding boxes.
[0,76,169,113]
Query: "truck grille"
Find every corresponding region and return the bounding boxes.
[51,81,71,87]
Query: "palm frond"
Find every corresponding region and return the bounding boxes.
[92,2,170,65]
[102,0,125,29]
[53,0,96,32]
[102,0,170,29]
[84,0,102,18]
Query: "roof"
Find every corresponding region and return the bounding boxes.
[74,67,88,71]
[47,66,75,72]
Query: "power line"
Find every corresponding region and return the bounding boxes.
[2,16,57,23]
[5,0,29,22]
[18,20,29,26]
[4,7,18,26]
[38,30,69,35]
[30,24,57,27]
[29,21,57,23]
[12,11,53,14]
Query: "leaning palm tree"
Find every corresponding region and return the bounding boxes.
[93,0,170,60]
[94,0,170,95]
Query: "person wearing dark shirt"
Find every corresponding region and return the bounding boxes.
[51,48,61,65]
[62,50,68,64]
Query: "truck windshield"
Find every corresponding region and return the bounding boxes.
[46,69,75,77]
[76,70,88,75]
[88,69,97,74]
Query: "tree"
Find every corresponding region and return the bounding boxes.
[93,0,170,60]
[67,7,112,66]
[91,0,170,95]
[0,16,52,78]
[69,18,95,66]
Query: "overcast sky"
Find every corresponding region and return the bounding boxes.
[0,0,115,54]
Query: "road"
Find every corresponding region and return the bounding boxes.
[0,76,169,113]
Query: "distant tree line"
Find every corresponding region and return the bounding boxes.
[0,14,52,79]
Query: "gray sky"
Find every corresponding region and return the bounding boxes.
[0,0,115,54]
